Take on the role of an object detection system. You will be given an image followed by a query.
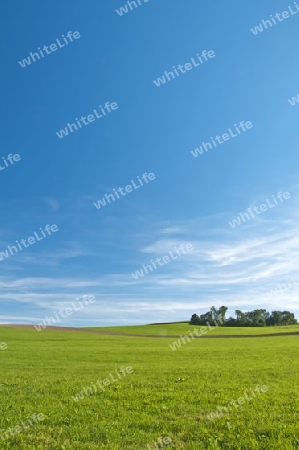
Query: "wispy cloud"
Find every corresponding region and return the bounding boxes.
[45,198,60,212]
[1,189,299,325]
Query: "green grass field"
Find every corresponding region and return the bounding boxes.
[87,323,299,336]
[0,325,298,449]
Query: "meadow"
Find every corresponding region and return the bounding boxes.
[87,323,299,336]
[0,325,298,449]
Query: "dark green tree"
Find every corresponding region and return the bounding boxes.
[190,314,201,325]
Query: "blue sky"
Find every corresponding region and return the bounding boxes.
[0,0,298,326]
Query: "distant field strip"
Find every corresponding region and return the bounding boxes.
[1,324,299,338]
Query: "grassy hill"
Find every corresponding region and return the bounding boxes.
[0,326,298,449]
[86,323,299,336]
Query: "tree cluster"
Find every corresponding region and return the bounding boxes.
[190,306,297,327]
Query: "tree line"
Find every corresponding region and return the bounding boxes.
[190,306,297,327]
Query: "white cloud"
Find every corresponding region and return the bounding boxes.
[2,194,299,324]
